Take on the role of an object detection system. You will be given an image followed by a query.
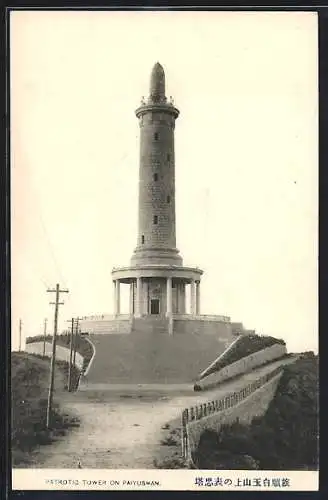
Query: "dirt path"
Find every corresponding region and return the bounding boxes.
[25,389,235,469]
[26,396,185,469]
[25,357,296,469]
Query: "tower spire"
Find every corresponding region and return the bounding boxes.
[149,62,166,103]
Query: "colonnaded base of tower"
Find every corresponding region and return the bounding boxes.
[77,315,248,390]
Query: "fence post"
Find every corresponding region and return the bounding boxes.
[181,409,188,459]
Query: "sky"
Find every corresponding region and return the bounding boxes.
[10,10,318,353]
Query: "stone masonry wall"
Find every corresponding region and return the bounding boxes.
[183,369,283,460]
[79,319,132,335]
[25,341,84,370]
[173,319,233,340]
[137,110,176,250]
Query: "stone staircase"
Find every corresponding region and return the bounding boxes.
[82,329,232,385]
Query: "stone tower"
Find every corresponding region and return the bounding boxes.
[112,63,203,328]
[131,62,181,267]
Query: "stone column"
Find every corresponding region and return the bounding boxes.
[190,279,196,315]
[129,282,134,315]
[166,276,172,316]
[135,277,141,317]
[180,283,186,314]
[116,280,121,316]
[196,281,200,315]
[113,280,117,314]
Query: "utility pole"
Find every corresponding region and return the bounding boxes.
[72,317,82,369]
[18,319,22,352]
[67,317,75,392]
[43,318,48,356]
[46,284,69,429]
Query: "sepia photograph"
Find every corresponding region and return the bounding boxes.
[10,9,318,491]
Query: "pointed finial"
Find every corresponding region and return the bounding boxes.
[150,62,166,102]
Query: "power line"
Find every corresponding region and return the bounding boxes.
[37,210,68,289]
[20,169,68,289]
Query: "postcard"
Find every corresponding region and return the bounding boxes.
[10,9,318,492]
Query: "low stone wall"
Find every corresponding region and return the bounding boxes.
[24,341,84,370]
[173,318,233,339]
[79,318,132,335]
[172,314,231,322]
[196,343,286,389]
[181,365,283,461]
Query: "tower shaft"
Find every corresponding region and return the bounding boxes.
[131,63,182,267]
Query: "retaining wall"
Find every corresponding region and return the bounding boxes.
[196,343,286,389]
[24,341,84,370]
[173,318,233,338]
[181,365,283,460]
[79,318,132,335]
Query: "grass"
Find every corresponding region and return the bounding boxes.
[12,352,80,467]
[153,454,189,469]
[153,424,187,469]
[200,334,286,379]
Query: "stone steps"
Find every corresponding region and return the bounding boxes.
[83,331,231,385]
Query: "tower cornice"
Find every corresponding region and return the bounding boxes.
[135,103,179,119]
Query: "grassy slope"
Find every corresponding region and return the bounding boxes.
[12,352,80,467]
[201,334,286,379]
[193,352,319,470]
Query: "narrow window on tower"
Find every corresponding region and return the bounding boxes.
[153,173,158,181]
[167,195,171,203]
[141,235,145,244]
[167,153,170,161]
[154,132,159,141]
[153,215,158,225]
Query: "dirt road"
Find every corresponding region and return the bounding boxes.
[25,358,296,469]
